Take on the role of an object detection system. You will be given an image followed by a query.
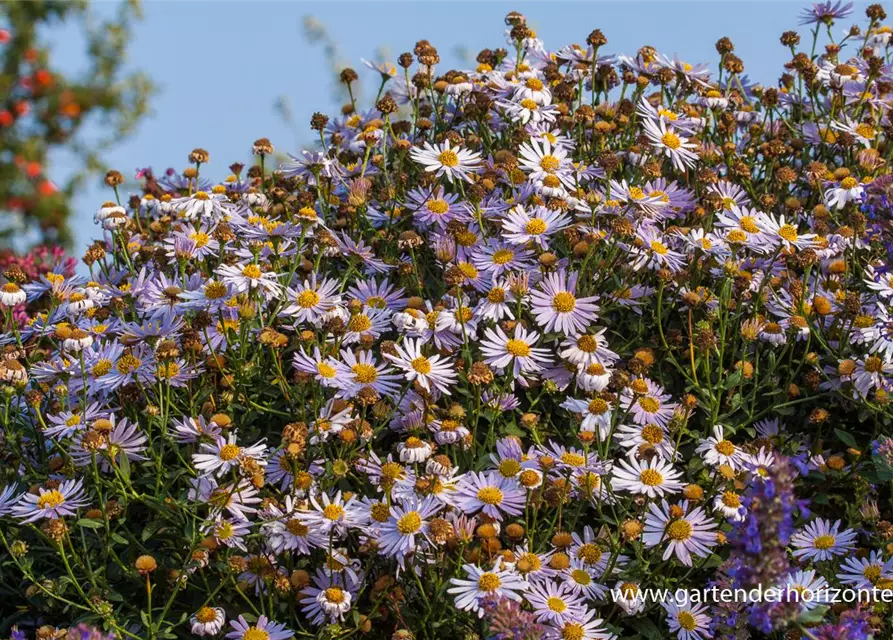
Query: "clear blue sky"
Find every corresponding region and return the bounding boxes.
[47,1,840,258]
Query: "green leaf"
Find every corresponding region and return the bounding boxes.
[76,518,104,529]
[627,618,664,640]
[118,450,131,481]
[834,428,858,449]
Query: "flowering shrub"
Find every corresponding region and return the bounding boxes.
[4,3,893,639]
[0,2,153,246]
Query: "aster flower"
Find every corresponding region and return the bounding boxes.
[643,500,718,566]
[799,1,854,25]
[518,137,573,185]
[335,348,402,398]
[611,455,684,498]
[837,550,893,589]
[384,338,456,394]
[695,425,748,471]
[306,490,361,536]
[12,479,89,522]
[0,484,21,516]
[453,471,525,520]
[480,323,552,379]
[448,562,528,617]
[190,607,226,637]
[299,570,358,626]
[410,140,482,184]
[791,518,857,562]
[216,262,282,299]
[642,118,698,171]
[377,496,440,566]
[501,205,572,248]
[530,270,599,336]
[526,581,586,625]
[225,615,292,640]
[192,433,267,478]
[663,597,712,640]
[280,276,342,323]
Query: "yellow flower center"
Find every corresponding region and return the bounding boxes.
[525,218,547,235]
[351,363,378,384]
[526,77,544,90]
[841,176,859,189]
[348,314,372,332]
[552,291,577,313]
[317,362,337,378]
[117,354,141,374]
[92,359,112,377]
[547,596,567,612]
[498,459,522,477]
[577,543,603,564]
[37,490,65,510]
[650,240,669,255]
[722,491,741,508]
[426,199,450,215]
[286,518,308,536]
[156,362,181,380]
[865,356,884,373]
[242,264,262,279]
[323,504,345,521]
[778,224,799,243]
[189,232,210,247]
[477,572,502,591]
[297,289,320,308]
[193,191,210,201]
[437,150,460,167]
[410,356,432,374]
[639,469,664,486]
[397,511,423,534]
[638,396,660,413]
[506,339,531,357]
[561,452,586,467]
[195,607,218,624]
[715,440,735,456]
[863,565,882,584]
[219,444,241,461]
[204,281,227,299]
[727,229,747,243]
[855,123,876,139]
[813,534,836,550]
[628,187,646,200]
[561,623,584,640]
[661,131,682,149]
[370,503,391,523]
[587,398,609,415]
[576,334,597,352]
[539,155,561,172]
[642,425,664,444]
[488,287,506,303]
[666,519,693,541]
[492,249,514,264]
[520,98,538,110]
[325,587,346,604]
[458,262,479,279]
[677,611,697,631]
[571,569,591,585]
[476,486,504,505]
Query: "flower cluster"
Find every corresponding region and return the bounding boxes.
[3,4,893,640]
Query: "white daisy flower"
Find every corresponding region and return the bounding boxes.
[409,140,482,184]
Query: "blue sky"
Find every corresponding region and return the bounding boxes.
[47,1,832,258]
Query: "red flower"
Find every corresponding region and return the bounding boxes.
[0,111,12,127]
[14,101,30,117]
[38,180,57,196]
[34,69,53,88]
[0,29,10,44]
[25,162,42,178]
